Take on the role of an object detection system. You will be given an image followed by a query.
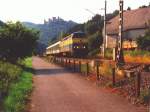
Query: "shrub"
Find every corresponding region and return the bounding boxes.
[99,62,113,78]
[124,50,150,57]
[4,72,32,112]
[88,49,100,57]
[0,22,39,62]
[0,61,22,96]
[88,32,103,52]
[140,89,150,104]
[136,28,150,50]
[4,57,33,112]
[105,48,113,59]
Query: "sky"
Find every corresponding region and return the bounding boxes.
[0,0,149,24]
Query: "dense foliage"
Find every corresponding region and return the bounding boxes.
[0,61,22,97]
[124,50,150,56]
[3,58,33,112]
[48,10,119,56]
[23,19,77,54]
[136,28,150,50]
[88,31,103,51]
[0,22,39,62]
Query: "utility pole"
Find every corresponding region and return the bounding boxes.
[116,0,125,66]
[86,1,107,58]
[102,0,107,58]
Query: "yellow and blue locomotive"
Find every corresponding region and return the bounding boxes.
[46,32,88,57]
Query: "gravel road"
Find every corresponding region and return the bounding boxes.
[29,57,145,112]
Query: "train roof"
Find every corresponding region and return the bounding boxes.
[72,31,85,34]
[62,32,86,41]
[46,41,60,49]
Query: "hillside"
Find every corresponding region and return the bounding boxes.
[23,17,77,46]
[0,20,5,26]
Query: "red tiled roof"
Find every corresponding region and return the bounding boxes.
[106,7,150,34]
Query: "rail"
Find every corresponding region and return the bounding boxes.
[45,56,150,98]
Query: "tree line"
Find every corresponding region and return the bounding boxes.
[0,21,39,63]
[49,10,119,56]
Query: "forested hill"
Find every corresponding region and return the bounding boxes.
[0,20,5,26]
[57,10,120,56]
[23,17,77,45]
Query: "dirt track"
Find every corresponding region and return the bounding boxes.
[29,56,146,112]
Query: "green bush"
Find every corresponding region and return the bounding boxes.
[105,48,113,59]
[0,61,22,96]
[136,28,150,50]
[88,48,100,57]
[88,32,103,52]
[4,71,32,112]
[140,89,150,104]
[3,57,33,112]
[124,50,150,57]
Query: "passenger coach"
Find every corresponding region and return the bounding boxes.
[46,32,88,57]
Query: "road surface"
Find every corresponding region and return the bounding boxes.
[29,57,145,112]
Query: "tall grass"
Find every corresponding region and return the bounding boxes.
[124,50,150,57]
[124,50,150,63]
[4,57,33,112]
[0,61,22,97]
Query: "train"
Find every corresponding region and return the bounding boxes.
[46,32,88,57]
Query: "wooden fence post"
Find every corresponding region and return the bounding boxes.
[112,68,116,86]
[59,58,60,64]
[65,59,67,67]
[68,59,71,69]
[55,57,58,64]
[79,61,81,73]
[73,60,76,72]
[61,58,62,65]
[63,58,65,67]
[136,72,141,97]
[86,62,89,76]
[96,63,99,81]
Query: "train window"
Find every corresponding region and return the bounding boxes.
[72,32,86,38]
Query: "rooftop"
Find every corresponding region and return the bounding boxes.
[106,7,150,35]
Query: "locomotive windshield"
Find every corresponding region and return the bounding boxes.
[72,32,86,38]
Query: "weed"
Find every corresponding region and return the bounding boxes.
[3,57,33,112]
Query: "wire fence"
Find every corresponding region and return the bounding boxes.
[46,56,150,106]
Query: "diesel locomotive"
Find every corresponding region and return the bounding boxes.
[46,32,88,57]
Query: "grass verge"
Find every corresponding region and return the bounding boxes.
[4,58,33,112]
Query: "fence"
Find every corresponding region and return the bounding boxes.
[46,56,150,105]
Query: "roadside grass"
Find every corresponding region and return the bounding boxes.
[0,61,22,97]
[4,57,33,112]
[124,50,150,63]
[124,50,150,57]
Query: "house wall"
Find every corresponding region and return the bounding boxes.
[106,28,147,48]
[106,35,117,48]
[124,29,146,40]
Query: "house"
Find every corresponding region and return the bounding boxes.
[105,7,150,49]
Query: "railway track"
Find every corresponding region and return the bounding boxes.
[46,56,150,72]
[53,56,150,64]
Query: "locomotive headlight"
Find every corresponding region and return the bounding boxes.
[83,46,86,48]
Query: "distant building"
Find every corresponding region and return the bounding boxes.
[104,7,150,49]
[44,17,64,25]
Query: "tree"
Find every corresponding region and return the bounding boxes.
[0,22,39,62]
[88,31,103,51]
[139,5,147,8]
[106,10,119,21]
[84,14,103,35]
[127,7,131,10]
[136,29,150,50]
